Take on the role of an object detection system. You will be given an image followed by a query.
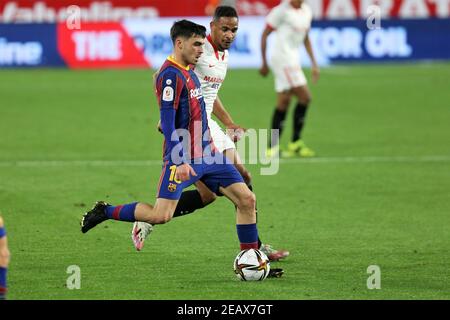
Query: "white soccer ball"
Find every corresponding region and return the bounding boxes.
[234,249,270,281]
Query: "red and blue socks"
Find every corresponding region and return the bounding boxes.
[105,203,137,222]
[0,226,5,239]
[236,223,259,250]
[0,267,6,299]
[0,226,7,299]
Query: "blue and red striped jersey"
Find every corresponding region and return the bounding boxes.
[155,56,213,163]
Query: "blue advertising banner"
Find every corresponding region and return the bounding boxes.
[123,17,450,68]
[0,24,66,67]
[309,19,450,63]
[0,18,449,68]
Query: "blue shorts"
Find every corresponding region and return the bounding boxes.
[157,155,244,200]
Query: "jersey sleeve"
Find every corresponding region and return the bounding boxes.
[266,6,284,30]
[156,70,187,164]
[156,70,181,111]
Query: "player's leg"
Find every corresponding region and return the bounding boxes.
[0,216,10,300]
[216,133,262,248]
[219,182,259,247]
[130,199,182,251]
[285,67,315,157]
[132,182,216,251]
[81,198,181,234]
[82,161,200,234]
[267,64,297,157]
[223,148,289,261]
[219,182,283,277]
[172,181,217,218]
[200,161,284,277]
[267,91,291,157]
[200,159,257,249]
[129,161,206,250]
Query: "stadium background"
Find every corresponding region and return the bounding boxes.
[1,0,450,300]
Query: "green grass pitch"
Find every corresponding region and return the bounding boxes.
[1,63,450,299]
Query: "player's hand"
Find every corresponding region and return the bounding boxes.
[175,163,197,182]
[312,65,320,84]
[226,124,246,142]
[157,120,163,134]
[259,64,270,77]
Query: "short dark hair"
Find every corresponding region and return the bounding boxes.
[170,20,207,43]
[213,5,239,21]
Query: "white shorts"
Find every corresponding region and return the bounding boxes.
[208,118,235,153]
[272,64,307,93]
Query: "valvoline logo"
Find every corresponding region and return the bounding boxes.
[57,23,150,68]
[0,37,43,66]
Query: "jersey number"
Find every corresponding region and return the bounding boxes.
[169,165,182,184]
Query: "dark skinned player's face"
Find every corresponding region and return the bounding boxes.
[291,0,303,9]
[210,16,239,51]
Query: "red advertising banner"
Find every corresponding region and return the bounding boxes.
[57,22,150,68]
[0,0,281,22]
[316,0,449,18]
[0,0,449,22]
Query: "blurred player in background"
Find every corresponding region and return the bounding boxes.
[132,6,289,266]
[260,0,320,158]
[0,214,10,300]
[81,20,265,265]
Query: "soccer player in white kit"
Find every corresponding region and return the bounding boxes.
[132,6,289,265]
[260,0,320,158]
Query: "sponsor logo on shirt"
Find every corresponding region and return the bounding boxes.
[190,87,203,99]
[162,86,174,101]
[203,76,223,83]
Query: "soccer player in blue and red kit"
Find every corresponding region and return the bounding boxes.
[0,214,10,300]
[81,20,261,253]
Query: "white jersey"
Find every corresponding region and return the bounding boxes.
[266,1,313,65]
[194,35,229,118]
[194,35,235,152]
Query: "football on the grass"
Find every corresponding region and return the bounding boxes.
[234,248,270,281]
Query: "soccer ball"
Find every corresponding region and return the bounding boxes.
[234,248,270,281]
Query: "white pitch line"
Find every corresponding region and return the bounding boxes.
[0,155,449,168]
[280,155,450,164]
[0,160,163,167]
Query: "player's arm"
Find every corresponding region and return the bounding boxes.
[259,25,273,77]
[154,68,164,134]
[212,96,246,141]
[212,96,242,129]
[304,32,320,84]
[157,72,196,181]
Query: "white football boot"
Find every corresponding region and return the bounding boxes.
[131,221,153,251]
